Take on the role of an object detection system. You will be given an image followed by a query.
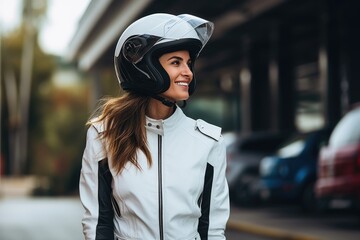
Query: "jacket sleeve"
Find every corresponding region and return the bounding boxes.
[79,125,114,240]
[198,135,230,240]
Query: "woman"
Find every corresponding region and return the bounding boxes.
[79,13,230,240]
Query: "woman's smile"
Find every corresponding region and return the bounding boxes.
[159,50,193,101]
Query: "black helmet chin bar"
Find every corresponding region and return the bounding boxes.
[151,95,187,108]
[151,95,175,107]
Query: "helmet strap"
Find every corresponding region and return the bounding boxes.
[151,95,175,107]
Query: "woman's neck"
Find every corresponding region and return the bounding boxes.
[146,98,175,120]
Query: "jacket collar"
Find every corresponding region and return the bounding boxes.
[145,106,185,136]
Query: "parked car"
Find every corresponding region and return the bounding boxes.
[257,128,332,212]
[225,131,289,206]
[315,104,360,213]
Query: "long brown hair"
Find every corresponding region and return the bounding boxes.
[88,92,152,174]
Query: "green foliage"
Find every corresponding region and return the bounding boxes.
[1,27,54,173]
[1,24,90,195]
[30,73,89,195]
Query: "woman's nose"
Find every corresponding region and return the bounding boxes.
[181,64,193,76]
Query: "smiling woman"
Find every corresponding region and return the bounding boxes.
[79,13,230,240]
[158,50,193,105]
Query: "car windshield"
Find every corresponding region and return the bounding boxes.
[329,107,360,148]
[276,137,305,158]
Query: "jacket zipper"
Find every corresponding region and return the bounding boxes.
[158,135,164,240]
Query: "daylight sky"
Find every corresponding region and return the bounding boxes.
[0,0,90,56]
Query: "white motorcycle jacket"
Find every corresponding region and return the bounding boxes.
[79,106,230,240]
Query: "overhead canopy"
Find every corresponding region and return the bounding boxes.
[65,0,286,71]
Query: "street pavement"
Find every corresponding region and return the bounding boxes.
[0,197,270,240]
[228,203,360,240]
[0,197,359,240]
[0,197,83,240]
[0,197,255,240]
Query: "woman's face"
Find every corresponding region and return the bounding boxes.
[159,50,193,101]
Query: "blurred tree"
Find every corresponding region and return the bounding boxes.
[30,65,90,195]
[1,30,90,195]
[1,0,50,175]
[1,1,91,195]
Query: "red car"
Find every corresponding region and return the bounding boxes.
[315,104,360,212]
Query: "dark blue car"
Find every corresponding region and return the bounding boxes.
[257,128,332,212]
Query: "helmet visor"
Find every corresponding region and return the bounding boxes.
[122,14,214,64]
[177,14,214,46]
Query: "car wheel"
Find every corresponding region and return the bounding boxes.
[316,198,330,214]
[301,182,317,213]
[233,174,259,207]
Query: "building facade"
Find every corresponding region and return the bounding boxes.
[67,0,360,134]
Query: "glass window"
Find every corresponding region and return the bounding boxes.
[276,137,305,158]
[329,108,360,148]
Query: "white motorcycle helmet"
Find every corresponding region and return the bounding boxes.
[114,13,214,100]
